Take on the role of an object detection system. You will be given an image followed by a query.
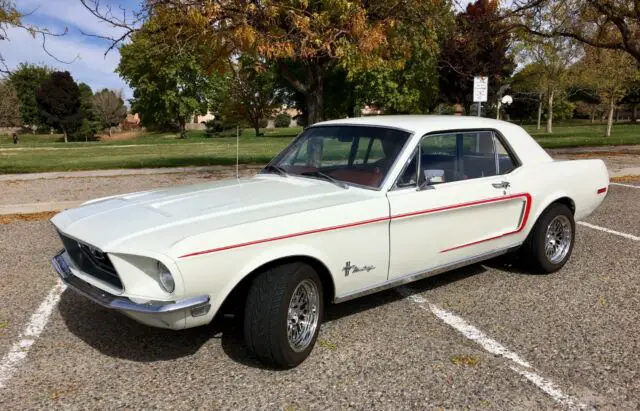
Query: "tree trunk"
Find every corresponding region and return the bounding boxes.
[62,126,68,143]
[253,121,260,137]
[590,110,595,124]
[463,102,472,117]
[179,118,187,139]
[606,96,615,137]
[305,64,325,125]
[536,93,543,130]
[632,104,638,123]
[109,127,113,137]
[546,90,554,134]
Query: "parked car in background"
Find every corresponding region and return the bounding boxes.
[51,116,609,368]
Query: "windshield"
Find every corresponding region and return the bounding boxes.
[265,125,411,189]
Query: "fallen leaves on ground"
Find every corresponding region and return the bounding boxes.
[317,338,337,350]
[451,354,479,367]
[0,211,57,224]
[611,175,640,183]
[564,151,636,159]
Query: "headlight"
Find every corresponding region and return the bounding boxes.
[156,261,175,293]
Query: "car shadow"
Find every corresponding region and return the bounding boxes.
[58,290,222,362]
[59,263,488,368]
[482,253,543,275]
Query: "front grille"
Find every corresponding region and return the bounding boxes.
[58,233,123,290]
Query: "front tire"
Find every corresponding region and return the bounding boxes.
[244,262,323,368]
[520,203,575,273]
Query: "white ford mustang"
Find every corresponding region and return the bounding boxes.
[51,115,609,368]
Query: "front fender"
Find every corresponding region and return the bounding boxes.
[175,242,337,325]
[220,243,335,307]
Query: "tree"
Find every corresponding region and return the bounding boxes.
[577,47,639,136]
[36,71,83,143]
[117,27,213,138]
[514,1,581,133]
[352,45,440,114]
[92,89,127,136]
[83,0,452,125]
[438,0,515,115]
[0,80,21,126]
[509,63,546,125]
[7,63,52,128]
[71,83,101,141]
[520,38,579,133]
[512,1,640,65]
[226,56,283,137]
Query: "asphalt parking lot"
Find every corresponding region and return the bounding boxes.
[0,181,639,410]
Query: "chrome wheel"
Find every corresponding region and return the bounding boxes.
[287,279,319,352]
[544,215,572,264]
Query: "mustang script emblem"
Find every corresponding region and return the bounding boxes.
[342,261,375,277]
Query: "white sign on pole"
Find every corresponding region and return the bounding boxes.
[473,76,488,102]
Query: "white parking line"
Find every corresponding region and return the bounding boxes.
[610,182,640,189]
[577,221,640,241]
[0,281,66,389]
[397,286,590,410]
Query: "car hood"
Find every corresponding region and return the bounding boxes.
[51,174,376,253]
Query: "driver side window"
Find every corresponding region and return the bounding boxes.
[396,130,518,188]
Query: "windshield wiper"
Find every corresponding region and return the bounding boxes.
[263,164,288,177]
[300,171,349,189]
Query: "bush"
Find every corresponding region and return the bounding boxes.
[258,118,269,129]
[204,119,223,135]
[296,116,306,127]
[274,113,292,128]
[552,99,576,121]
[68,119,100,142]
[205,116,248,136]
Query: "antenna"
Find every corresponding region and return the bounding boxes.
[236,125,239,179]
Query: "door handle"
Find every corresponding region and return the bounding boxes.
[492,181,510,189]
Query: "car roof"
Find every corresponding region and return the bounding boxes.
[313,115,517,134]
[311,115,552,166]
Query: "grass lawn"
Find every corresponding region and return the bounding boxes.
[523,122,640,148]
[1,121,638,174]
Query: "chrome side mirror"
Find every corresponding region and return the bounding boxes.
[417,178,436,191]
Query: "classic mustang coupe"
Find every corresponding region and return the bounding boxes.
[51,116,609,368]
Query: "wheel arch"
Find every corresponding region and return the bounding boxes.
[217,254,336,315]
[530,192,576,226]
[549,196,575,215]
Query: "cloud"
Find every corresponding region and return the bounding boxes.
[4,0,134,99]
[2,27,132,99]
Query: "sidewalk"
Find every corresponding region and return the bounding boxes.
[0,165,220,182]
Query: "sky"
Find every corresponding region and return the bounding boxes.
[3,0,480,102]
[4,0,138,99]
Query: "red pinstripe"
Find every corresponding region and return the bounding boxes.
[439,193,532,253]
[178,216,390,258]
[178,192,533,259]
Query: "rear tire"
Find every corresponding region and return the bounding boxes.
[520,203,575,274]
[244,262,323,368]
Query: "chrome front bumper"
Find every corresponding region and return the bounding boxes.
[51,250,210,315]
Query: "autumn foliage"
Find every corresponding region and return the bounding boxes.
[143,0,452,124]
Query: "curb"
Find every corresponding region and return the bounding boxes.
[0,201,82,216]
